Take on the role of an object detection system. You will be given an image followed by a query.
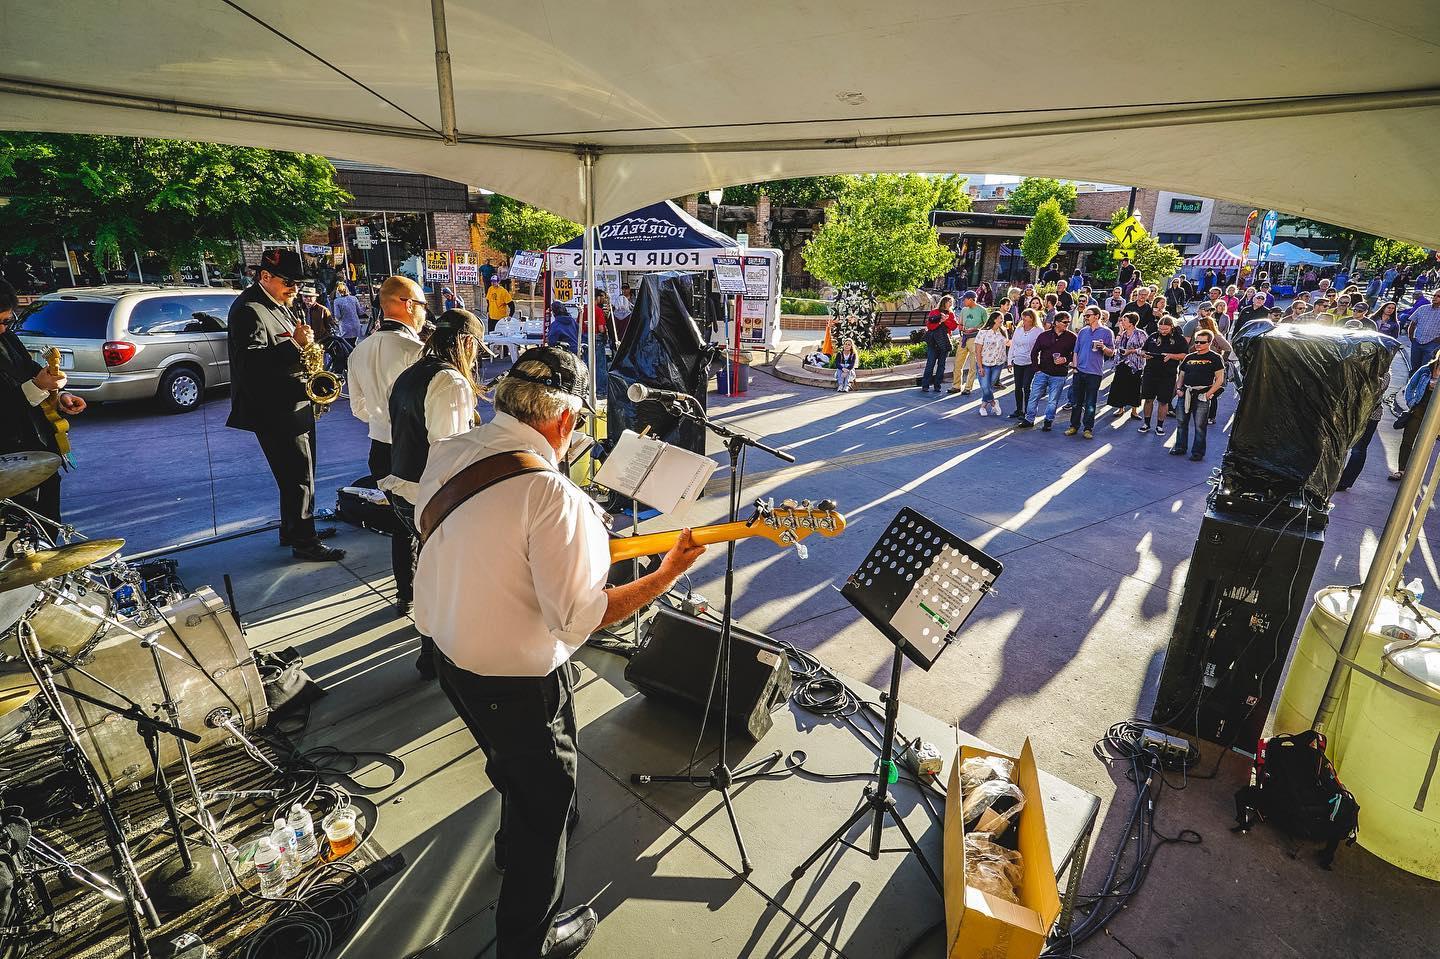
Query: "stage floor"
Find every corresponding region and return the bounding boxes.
[171,528,1098,958]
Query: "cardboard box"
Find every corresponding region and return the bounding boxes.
[943,739,1060,959]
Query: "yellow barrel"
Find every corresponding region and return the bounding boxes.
[1273,588,1431,746]
[1331,642,1440,879]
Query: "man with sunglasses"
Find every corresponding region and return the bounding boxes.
[416,346,706,959]
[226,248,344,561]
[349,274,431,612]
[1170,330,1226,461]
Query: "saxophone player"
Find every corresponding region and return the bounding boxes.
[225,248,344,562]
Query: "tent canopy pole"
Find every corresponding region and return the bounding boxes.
[581,150,598,441]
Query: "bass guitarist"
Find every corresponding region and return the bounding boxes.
[0,279,87,521]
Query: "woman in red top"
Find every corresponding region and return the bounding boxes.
[921,294,959,393]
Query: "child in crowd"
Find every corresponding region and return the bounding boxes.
[835,338,859,392]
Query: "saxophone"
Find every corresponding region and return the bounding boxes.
[299,339,342,417]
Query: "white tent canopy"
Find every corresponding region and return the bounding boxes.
[1226,241,1331,265]
[1,1,1438,247]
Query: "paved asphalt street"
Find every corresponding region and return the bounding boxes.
[52,351,1438,958]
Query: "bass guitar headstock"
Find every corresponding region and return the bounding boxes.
[747,499,846,559]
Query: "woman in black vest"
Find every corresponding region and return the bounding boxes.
[384,309,486,678]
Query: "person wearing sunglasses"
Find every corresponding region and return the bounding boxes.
[226,247,344,561]
[1170,331,1225,461]
[350,274,433,608]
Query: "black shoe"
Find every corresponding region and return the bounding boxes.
[1189,453,1205,461]
[415,653,436,681]
[396,600,413,618]
[280,527,337,547]
[1016,419,1033,429]
[292,542,346,561]
[494,831,507,874]
[1169,448,1187,456]
[541,906,597,959]
[1009,410,1023,419]
[1041,420,1053,431]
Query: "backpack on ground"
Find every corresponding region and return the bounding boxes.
[1232,730,1359,869]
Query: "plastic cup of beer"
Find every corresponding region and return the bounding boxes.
[322,810,359,859]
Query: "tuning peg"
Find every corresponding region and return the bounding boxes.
[817,499,837,512]
[779,498,798,510]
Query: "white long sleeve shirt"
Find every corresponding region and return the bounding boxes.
[414,412,611,677]
[377,368,478,504]
[346,322,422,443]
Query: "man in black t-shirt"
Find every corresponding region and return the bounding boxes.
[1137,316,1188,436]
[1170,331,1226,461]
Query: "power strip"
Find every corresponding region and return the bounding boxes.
[1141,728,1193,764]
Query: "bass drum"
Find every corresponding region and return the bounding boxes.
[0,527,44,639]
[55,586,269,795]
[0,581,112,665]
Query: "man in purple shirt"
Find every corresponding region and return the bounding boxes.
[1065,306,1115,439]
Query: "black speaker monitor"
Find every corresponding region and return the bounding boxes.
[625,604,792,742]
[1152,508,1325,752]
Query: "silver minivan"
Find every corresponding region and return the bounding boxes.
[15,285,237,413]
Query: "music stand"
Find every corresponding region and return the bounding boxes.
[791,507,1001,892]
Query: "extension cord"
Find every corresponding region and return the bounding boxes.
[1140,728,1193,764]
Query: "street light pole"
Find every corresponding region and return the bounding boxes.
[708,188,724,231]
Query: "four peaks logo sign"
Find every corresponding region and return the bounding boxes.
[599,216,688,242]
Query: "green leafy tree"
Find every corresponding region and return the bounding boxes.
[1278,215,1372,266]
[704,176,851,208]
[1367,237,1431,272]
[928,174,971,213]
[1020,198,1068,272]
[0,132,348,272]
[801,173,955,299]
[484,194,582,255]
[998,177,1078,216]
[1090,209,1182,287]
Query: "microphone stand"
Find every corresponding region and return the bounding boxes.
[629,397,793,872]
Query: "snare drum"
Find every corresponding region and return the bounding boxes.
[55,586,268,795]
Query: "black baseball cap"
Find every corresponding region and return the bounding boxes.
[258,248,304,281]
[507,345,594,412]
[434,308,496,358]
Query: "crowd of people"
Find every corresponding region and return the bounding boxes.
[911,265,1426,471]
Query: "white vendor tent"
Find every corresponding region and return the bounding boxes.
[1185,243,1243,268]
[1226,241,1331,266]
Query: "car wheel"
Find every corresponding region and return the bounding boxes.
[158,365,204,413]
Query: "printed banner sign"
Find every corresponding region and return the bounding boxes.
[425,249,452,283]
[742,259,771,298]
[712,255,746,294]
[452,250,479,285]
[510,250,545,282]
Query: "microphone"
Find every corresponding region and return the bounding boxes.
[627,382,698,407]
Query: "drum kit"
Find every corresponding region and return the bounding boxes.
[0,452,273,959]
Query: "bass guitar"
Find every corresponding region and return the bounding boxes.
[609,499,845,563]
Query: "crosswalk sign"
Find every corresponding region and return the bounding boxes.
[1113,248,1135,261]
[1111,216,1143,246]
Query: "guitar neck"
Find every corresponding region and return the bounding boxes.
[609,521,760,563]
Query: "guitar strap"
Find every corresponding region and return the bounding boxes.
[417,450,552,548]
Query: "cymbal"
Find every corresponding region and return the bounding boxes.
[0,452,64,500]
[0,670,39,718]
[0,540,125,593]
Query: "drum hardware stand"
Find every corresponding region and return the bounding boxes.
[205,707,282,774]
[17,622,158,958]
[38,584,237,910]
[628,402,796,872]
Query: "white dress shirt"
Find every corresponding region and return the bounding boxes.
[347,322,422,442]
[377,368,478,504]
[414,412,611,677]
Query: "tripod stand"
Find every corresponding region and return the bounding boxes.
[792,507,1001,891]
[630,401,794,871]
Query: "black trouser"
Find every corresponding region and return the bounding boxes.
[368,441,417,604]
[437,656,578,959]
[1400,391,1431,472]
[390,495,434,665]
[1012,363,1036,415]
[255,428,317,545]
[1338,419,1380,489]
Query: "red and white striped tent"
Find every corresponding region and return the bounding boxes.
[1184,242,1243,268]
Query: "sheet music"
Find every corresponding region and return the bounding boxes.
[595,430,718,514]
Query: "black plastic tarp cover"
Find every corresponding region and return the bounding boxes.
[1222,322,1397,507]
[608,272,709,455]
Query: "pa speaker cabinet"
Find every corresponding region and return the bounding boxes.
[1151,508,1324,753]
[625,604,792,742]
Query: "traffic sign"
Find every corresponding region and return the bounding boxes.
[1113,248,1135,260]
[1111,215,1143,246]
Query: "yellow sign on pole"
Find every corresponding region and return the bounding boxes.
[553,275,576,302]
[1110,216,1143,246]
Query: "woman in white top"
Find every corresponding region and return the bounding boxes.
[975,311,1010,417]
[1007,308,1043,420]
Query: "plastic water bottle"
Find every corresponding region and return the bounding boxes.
[289,803,319,864]
[271,818,299,879]
[254,837,285,897]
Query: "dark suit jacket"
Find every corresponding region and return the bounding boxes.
[0,328,54,456]
[225,285,313,435]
